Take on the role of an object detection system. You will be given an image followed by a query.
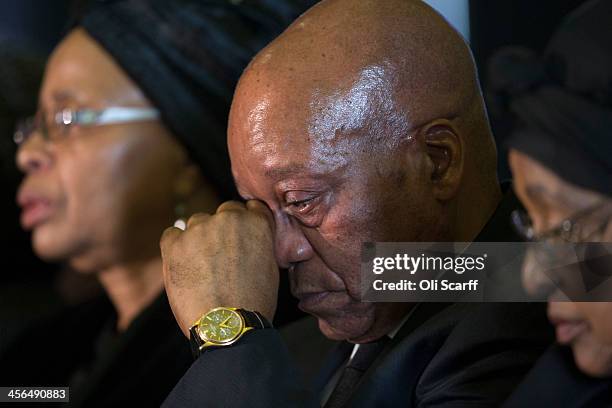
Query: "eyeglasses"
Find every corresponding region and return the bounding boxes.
[513,201,611,278]
[511,200,611,243]
[13,107,160,145]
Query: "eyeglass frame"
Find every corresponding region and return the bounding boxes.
[511,200,612,243]
[13,107,160,145]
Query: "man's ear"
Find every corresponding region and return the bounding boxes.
[421,119,463,201]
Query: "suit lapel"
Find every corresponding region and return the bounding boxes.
[346,303,451,406]
[311,340,354,395]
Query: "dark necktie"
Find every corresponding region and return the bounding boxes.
[324,337,390,408]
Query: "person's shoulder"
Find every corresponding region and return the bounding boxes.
[280,315,338,384]
[3,294,113,348]
[403,302,549,340]
[413,302,552,360]
[0,294,113,383]
[448,302,549,336]
[403,303,554,406]
[503,345,612,408]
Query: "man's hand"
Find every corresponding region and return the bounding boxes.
[160,200,278,337]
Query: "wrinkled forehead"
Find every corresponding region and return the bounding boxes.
[228,92,343,190]
[228,62,405,186]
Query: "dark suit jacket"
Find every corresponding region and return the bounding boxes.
[503,345,612,408]
[0,292,192,407]
[163,186,554,407]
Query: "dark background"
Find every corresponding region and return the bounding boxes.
[0,0,590,348]
[0,0,74,351]
[469,0,587,180]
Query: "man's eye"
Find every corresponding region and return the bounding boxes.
[288,197,315,213]
[283,192,328,227]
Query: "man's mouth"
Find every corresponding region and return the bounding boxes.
[296,291,331,308]
[294,290,345,312]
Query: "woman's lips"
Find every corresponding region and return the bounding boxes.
[19,196,54,229]
[550,317,589,345]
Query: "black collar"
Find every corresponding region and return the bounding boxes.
[474,181,524,243]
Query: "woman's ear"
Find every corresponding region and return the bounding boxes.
[421,119,464,201]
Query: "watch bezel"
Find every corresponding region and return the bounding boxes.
[195,307,246,346]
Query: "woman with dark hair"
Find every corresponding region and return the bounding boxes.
[487,0,612,406]
[0,0,311,406]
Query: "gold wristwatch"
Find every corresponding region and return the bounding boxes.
[189,307,272,359]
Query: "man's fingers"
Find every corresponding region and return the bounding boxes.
[186,212,211,229]
[160,226,182,253]
[245,199,268,212]
[246,200,275,232]
[216,200,246,213]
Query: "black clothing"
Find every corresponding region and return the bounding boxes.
[164,305,551,408]
[279,315,338,384]
[324,337,390,408]
[503,345,612,407]
[162,188,554,407]
[489,0,612,197]
[0,292,192,407]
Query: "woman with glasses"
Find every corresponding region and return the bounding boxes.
[0,0,306,406]
[490,0,612,406]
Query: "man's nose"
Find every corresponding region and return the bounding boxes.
[16,132,53,174]
[274,215,314,269]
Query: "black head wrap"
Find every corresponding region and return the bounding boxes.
[80,0,315,199]
[488,0,612,197]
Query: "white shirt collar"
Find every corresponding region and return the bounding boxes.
[348,308,415,361]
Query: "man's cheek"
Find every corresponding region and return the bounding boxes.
[342,268,363,299]
[316,247,361,297]
[320,234,369,294]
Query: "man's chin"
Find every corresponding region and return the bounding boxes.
[316,314,373,341]
[296,291,377,340]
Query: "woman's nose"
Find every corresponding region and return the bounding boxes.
[522,248,557,299]
[16,132,53,174]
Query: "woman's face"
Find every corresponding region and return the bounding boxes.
[509,149,612,377]
[16,28,190,272]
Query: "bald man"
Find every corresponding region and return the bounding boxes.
[160,1,551,406]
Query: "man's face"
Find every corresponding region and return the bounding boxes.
[228,66,443,342]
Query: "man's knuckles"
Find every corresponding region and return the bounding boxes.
[216,200,246,213]
[186,212,211,229]
[160,226,182,252]
[212,207,271,232]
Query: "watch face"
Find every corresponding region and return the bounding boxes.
[197,308,244,344]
